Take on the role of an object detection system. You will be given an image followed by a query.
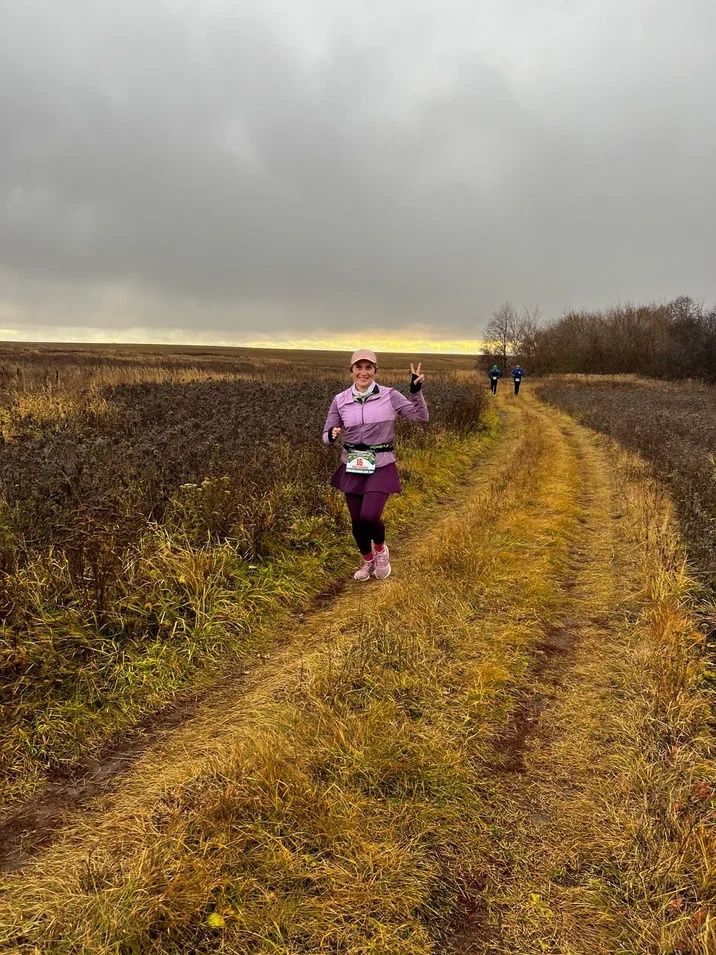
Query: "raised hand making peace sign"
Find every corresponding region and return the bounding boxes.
[410,361,425,392]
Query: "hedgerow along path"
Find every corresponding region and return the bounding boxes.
[0,392,711,954]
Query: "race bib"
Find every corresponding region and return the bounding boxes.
[345,449,376,474]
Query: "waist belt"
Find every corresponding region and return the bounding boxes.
[344,442,394,453]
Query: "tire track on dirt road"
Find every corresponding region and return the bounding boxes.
[445,400,639,954]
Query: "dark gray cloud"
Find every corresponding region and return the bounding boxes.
[1,0,715,346]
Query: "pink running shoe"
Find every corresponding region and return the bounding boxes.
[373,544,391,580]
[353,559,375,581]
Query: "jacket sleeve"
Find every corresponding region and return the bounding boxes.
[322,398,343,445]
[389,388,429,423]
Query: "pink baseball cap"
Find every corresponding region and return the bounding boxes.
[349,348,378,368]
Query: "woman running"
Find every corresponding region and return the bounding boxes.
[322,349,428,580]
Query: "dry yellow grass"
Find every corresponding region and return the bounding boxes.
[0,393,712,954]
[446,411,714,955]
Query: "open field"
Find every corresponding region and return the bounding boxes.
[0,342,477,387]
[0,356,713,953]
[536,376,716,595]
[0,389,712,954]
[0,345,488,811]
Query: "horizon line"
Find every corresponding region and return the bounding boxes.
[0,337,486,356]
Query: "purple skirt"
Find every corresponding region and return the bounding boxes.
[330,462,402,495]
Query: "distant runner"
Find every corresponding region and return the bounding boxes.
[322,349,428,581]
[488,363,502,395]
[512,364,525,395]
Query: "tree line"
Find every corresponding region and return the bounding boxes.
[480,297,716,382]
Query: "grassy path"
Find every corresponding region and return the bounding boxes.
[0,393,712,953]
[447,402,713,954]
[446,409,625,951]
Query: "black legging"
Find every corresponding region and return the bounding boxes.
[490,376,499,394]
[514,378,521,394]
[345,492,388,555]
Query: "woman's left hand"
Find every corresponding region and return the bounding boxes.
[410,362,425,387]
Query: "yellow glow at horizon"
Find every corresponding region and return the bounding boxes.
[0,326,486,355]
[242,335,484,355]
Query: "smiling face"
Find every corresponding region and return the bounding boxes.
[351,359,377,390]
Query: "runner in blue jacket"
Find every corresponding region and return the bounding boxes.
[512,365,525,395]
[488,364,502,395]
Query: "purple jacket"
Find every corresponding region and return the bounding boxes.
[322,384,429,468]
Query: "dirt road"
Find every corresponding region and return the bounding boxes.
[1,393,711,954]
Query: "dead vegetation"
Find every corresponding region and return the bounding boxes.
[536,375,716,596]
[447,417,714,955]
[529,297,716,381]
[0,395,711,954]
[0,345,488,809]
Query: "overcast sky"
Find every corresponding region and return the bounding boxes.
[1,0,714,351]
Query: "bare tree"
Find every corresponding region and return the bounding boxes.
[483,303,518,371]
[515,305,542,368]
[528,297,716,381]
